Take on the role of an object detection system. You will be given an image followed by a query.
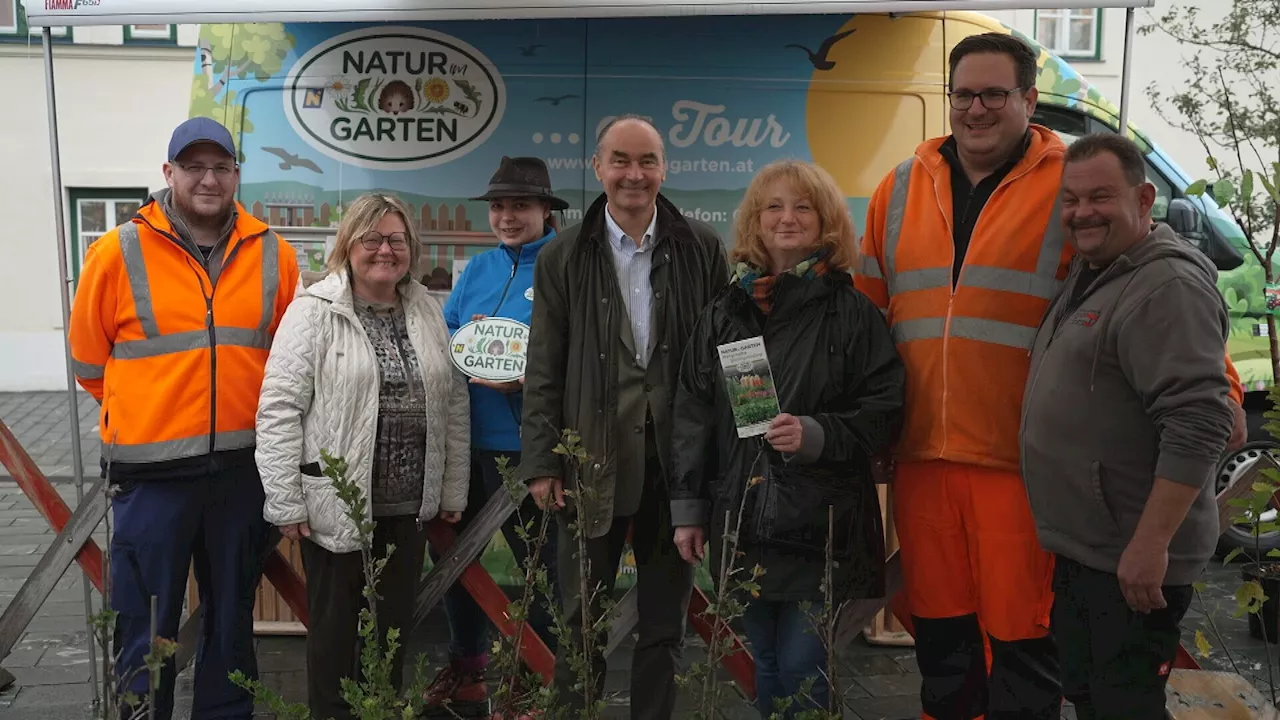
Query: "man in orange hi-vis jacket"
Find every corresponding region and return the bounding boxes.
[853,33,1245,720]
[69,117,299,720]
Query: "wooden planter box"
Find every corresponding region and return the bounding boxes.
[864,484,914,647]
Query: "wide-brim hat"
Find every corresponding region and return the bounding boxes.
[471,156,570,211]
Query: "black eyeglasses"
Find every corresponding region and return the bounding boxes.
[359,231,409,251]
[176,162,237,179]
[947,87,1024,111]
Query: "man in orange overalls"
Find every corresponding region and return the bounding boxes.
[854,32,1244,720]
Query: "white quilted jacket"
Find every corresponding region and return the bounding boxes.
[256,271,470,554]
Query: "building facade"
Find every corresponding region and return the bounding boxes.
[988,5,1219,179]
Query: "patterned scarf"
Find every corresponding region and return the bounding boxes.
[732,248,832,315]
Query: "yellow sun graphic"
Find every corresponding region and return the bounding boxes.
[424,78,450,104]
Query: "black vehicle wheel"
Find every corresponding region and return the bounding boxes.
[1216,441,1280,558]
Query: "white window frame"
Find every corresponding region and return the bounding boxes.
[69,192,147,282]
[0,0,17,33]
[125,23,176,42]
[1035,8,1101,60]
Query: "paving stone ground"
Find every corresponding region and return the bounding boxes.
[1,391,1279,718]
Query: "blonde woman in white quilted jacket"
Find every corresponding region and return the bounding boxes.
[255,192,470,720]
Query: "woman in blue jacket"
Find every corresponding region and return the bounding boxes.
[424,156,566,712]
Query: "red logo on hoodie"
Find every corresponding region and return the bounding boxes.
[1158,661,1171,677]
[1071,309,1100,327]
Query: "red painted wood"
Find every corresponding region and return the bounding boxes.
[0,419,104,593]
[687,586,757,701]
[262,547,310,626]
[425,519,556,683]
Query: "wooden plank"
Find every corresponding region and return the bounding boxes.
[1165,669,1280,719]
[603,586,639,658]
[412,486,519,630]
[422,517,555,682]
[0,419,104,592]
[0,477,106,660]
[687,586,756,701]
[252,621,307,636]
[834,550,902,651]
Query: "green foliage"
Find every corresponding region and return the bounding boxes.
[228,448,430,720]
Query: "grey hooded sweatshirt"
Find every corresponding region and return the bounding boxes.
[1021,223,1234,585]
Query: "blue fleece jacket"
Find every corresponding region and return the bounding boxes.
[444,228,555,451]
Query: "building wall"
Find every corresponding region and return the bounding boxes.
[0,22,199,391]
[986,5,1223,181]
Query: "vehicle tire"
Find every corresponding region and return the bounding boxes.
[1216,440,1280,559]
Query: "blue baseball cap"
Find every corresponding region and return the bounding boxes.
[167,117,237,162]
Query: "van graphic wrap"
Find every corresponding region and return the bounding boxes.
[284,27,506,170]
[191,11,1265,401]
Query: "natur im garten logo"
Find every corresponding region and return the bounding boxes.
[449,317,529,383]
[284,26,507,171]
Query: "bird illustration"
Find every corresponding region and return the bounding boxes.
[261,147,324,174]
[518,43,546,56]
[534,94,579,106]
[786,28,857,71]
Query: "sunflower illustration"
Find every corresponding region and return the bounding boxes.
[423,78,451,104]
[323,75,354,102]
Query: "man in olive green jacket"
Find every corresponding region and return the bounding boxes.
[519,115,729,719]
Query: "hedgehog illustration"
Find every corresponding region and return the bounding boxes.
[378,80,415,114]
[487,339,506,356]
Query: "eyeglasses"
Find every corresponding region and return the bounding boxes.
[359,231,409,251]
[176,162,237,180]
[947,88,1024,111]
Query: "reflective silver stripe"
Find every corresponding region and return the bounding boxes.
[1037,196,1067,279]
[118,222,159,338]
[218,326,271,349]
[858,254,884,280]
[893,267,950,294]
[72,359,105,379]
[111,326,270,360]
[950,317,1037,350]
[110,430,254,463]
[890,316,1035,350]
[113,330,209,359]
[891,317,945,344]
[214,429,256,452]
[259,234,280,333]
[962,265,1062,300]
[882,158,915,295]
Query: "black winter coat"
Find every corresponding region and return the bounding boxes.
[669,270,905,602]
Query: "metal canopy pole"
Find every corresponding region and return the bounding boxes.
[1118,6,1136,132]
[41,26,101,708]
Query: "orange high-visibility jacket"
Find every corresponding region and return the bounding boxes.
[69,197,300,467]
[855,125,1242,473]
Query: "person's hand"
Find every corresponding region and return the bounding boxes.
[673,526,707,565]
[279,522,311,541]
[471,313,487,322]
[1117,537,1169,613]
[471,376,524,394]
[764,413,803,454]
[1228,398,1247,452]
[529,477,566,511]
[438,510,462,523]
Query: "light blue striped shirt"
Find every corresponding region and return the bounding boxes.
[604,204,658,368]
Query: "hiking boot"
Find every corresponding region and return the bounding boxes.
[423,660,489,708]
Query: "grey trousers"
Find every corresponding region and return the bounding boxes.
[553,461,694,719]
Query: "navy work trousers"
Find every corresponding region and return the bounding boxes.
[109,463,270,720]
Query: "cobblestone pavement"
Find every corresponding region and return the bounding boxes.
[1,391,1278,718]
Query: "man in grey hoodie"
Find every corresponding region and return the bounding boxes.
[1021,133,1235,720]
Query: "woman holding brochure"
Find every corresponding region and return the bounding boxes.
[669,160,905,717]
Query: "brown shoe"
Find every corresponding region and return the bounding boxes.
[423,660,489,708]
